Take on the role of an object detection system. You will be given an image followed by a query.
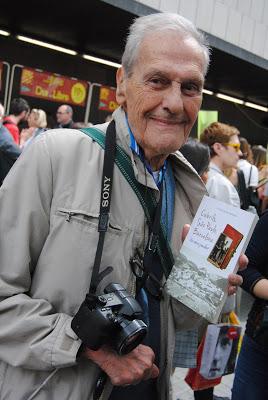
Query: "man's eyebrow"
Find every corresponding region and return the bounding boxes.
[143,70,169,79]
[182,77,204,86]
[144,69,204,81]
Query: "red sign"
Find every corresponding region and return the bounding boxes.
[98,86,119,112]
[20,68,88,106]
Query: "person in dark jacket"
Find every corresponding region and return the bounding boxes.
[0,103,21,185]
[55,104,74,128]
[232,211,268,400]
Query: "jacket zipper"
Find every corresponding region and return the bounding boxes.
[65,212,75,222]
[57,210,121,231]
[57,208,98,220]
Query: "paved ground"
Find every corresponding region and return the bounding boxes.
[171,290,254,400]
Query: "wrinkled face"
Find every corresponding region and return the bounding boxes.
[220,135,241,169]
[116,31,205,162]
[56,105,71,125]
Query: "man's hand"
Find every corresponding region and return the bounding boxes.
[182,224,248,296]
[227,253,247,295]
[84,344,159,386]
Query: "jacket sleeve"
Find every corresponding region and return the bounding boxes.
[0,125,21,158]
[0,134,81,371]
[3,122,20,144]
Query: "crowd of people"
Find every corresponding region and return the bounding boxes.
[0,11,267,400]
[0,99,95,184]
[1,98,267,215]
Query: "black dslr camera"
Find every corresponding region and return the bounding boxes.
[71,283,147,355]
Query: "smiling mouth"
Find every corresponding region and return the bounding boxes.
[149,116,187,125]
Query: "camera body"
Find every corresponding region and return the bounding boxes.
[71,283,147,355]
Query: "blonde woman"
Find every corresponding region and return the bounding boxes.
[20,108,47,149]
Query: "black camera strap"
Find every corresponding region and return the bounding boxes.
[89,120,116,295]
[136,179,164,296]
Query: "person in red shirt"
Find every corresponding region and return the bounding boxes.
[3,98,30,145]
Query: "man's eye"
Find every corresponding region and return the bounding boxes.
[182,83,202,95]
[148,77,169,87]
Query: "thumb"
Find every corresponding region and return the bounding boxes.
[181,224,191,243]
[238,254,248,271]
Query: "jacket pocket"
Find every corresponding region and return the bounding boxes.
[56,207,123,234]
[31,207,129,314]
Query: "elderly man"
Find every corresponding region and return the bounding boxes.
[0,13,244,400]
[55,104,74,128]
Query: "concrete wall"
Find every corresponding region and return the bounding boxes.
[136,0,268,61]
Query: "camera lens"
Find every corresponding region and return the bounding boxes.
[115,319,147,355]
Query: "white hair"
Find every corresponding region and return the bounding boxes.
[122,12,210,76]
[31,108,47,128]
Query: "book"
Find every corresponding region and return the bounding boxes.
[199,324,242,379]
[166,195,258,323]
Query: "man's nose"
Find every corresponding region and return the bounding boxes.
[162,83,184,114]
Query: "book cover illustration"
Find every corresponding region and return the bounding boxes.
[207,225,243,270]
[199,324,242,379]
[166,195,258,322]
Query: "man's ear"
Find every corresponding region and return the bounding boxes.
[116,67,127,109]
[212,142,222,156]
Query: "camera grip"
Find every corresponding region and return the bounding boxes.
[71,301,102,350]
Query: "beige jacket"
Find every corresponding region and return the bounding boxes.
[0,107,206,400]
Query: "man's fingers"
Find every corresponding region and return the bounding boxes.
[141,363,159,381]
[238,254,248,271]
[181,224,190,243]
[228,273,243,287]
[151,364,160,379]
[228,285,237,296]
[227,272,243,295]
[88,344,158,386]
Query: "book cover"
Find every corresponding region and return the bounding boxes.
[199,324,242,379]
[166,195,258,322]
